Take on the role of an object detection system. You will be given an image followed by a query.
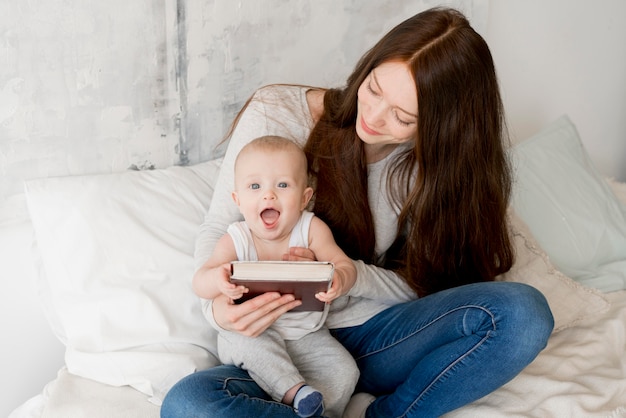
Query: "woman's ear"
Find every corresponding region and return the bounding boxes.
[301,186,314,209]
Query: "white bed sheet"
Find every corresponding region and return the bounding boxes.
[11,290,626,418]
[445,289,626,418]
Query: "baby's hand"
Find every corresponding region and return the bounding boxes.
[315,269,355,303]
[217,263,248,300]
[315,286,338,303]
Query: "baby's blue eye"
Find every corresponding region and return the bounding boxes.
[278,182,288,188]
[250,183,260,190]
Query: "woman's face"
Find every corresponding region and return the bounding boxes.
[356,61,418,147]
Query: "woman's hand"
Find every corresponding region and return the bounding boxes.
[283,246,317,262]
[212,292,302,337]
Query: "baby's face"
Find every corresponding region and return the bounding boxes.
[233,148,312,243]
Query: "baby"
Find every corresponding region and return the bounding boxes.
[192,135,359,418]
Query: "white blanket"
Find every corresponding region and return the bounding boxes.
[11,290,626,418]
[445,290,626,418]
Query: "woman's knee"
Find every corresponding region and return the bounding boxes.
[160,366,252,418]
[504,282,554,333]
[456,282,553,371]
[451,281,554,336]
[491,282,555,356]
[161,370,214,418]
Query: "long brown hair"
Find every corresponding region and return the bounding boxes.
[304,7,514,296]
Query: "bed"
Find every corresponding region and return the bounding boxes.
[9,115,626,417]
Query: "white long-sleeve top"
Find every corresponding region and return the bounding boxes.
[195,85,416,355]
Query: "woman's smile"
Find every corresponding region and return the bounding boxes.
[360,116,381,136]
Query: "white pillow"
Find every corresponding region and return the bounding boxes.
[24,160,222,404]
[510,115,626,292]
[498,208,609,332]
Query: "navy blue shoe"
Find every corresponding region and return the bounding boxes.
[293,385,324,417]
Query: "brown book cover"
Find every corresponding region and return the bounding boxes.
[230,261,333,312]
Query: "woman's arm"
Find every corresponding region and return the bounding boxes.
[296,217,416,305]
[284,247,416,305]
[194,94,266,270]
[349,260,416,304]
[195,85,313,269]
[196,85,314,334]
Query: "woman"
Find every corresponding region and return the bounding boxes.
[161,7,554,418]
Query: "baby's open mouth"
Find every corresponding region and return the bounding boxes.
[260,208,280,226]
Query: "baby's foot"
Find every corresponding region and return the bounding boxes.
[293,385,324,417]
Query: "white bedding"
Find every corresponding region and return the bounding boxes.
[10,290,626,418]
[447,289,626,418]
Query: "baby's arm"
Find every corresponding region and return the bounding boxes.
[192,234,248,301]
[307,216,356,303]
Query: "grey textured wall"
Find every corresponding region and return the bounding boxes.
[180,0,488,164]
[0,0,486,226]
[0,0,181,224]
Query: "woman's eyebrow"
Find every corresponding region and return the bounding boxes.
[372,69,418,119]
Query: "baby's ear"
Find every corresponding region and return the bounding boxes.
[301,186,314,209]
[231,191,240,206]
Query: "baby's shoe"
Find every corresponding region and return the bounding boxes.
[293,385,324,417]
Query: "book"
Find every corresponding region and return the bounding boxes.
[230,261,334,312]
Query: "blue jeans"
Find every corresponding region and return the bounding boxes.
[160,282,553,418]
